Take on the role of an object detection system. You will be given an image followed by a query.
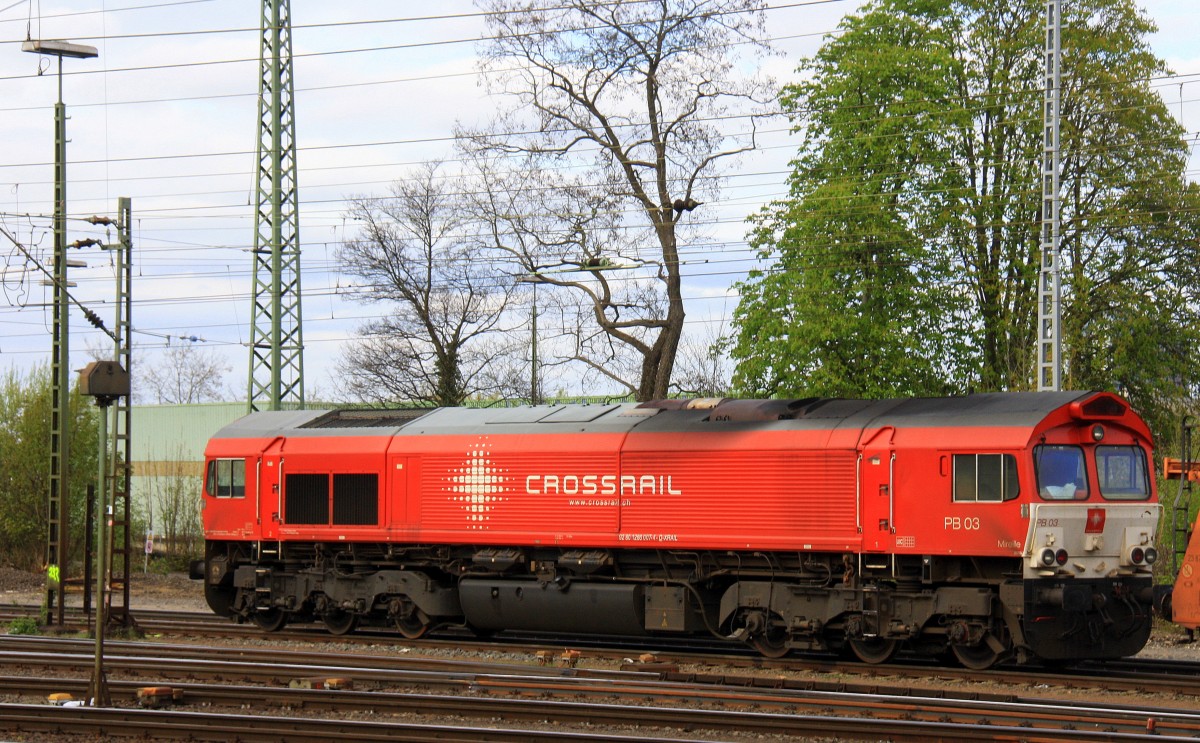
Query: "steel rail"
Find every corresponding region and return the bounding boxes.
[0,702,683,743]
[6,605,1200,698]
[2,645,1200,739]
[0,682,1191,743]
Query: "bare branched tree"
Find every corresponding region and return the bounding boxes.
[672,323,732,397]
[338,162,524,406]
[140,344,232,404]
[470,160,646,395]
[463,0,775,400]
[143,444,203,557]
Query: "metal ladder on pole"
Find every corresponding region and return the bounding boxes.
[1172,418,1195,576]
[103,197,137,631]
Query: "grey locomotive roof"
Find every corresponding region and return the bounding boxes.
[210,391,1099,440]
[394,403,644,436]
[863,390,1092,429]
[210,409,331,438]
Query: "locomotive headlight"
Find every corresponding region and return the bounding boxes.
[1130,547,1145,564]
[1145,547,1158,565]
[1055,549,1069,566]
[1040,548,1057,567]
[1091,424,1105,442]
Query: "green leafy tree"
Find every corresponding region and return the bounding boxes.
[0,366,98,571]
[731,0,1200,436]
[1052,5,1200,440]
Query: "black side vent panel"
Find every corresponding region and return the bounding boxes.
[333,473,379,525]
[285,473,329,525]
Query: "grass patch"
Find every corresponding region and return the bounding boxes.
[7,616,41,635]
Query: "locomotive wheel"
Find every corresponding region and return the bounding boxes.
[951,641,1001,670]
[251,608,288,632]
[204,582,235,617]
[395,611,431,640]
[849,637,898,664]
[322,609,359,636]
[749,628,791,659]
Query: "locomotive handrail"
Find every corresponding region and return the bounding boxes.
[277,457,284,528]
[855,454,862,534]
[255,457,262,526]
[889,453,896,535]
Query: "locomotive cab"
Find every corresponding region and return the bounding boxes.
[195,454,258,618]
[1017,400,1158,663]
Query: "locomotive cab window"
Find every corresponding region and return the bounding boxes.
[952,454,1018,502]
[1034,445,1088,500]
[205,458,245,498]
[1096,445,1150,501]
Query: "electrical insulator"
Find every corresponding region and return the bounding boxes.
[82,307,106,331]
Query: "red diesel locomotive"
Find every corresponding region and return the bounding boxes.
[194,391,1160,668]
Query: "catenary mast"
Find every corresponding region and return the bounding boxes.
[248,0,304,411]
[1037,0,1063,391]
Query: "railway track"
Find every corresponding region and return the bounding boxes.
[7,603,1200,696]
[0,634,1197,741]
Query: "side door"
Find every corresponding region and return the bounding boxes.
[258,437,285,541]
[859,426,895,553]
[388,454,415,533]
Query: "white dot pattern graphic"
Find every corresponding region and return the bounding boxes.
[443,438,508,530]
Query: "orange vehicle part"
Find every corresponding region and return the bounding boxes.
[1163,457,1200,629]
[1174,533,1200,629]
[1163,458,1200,481]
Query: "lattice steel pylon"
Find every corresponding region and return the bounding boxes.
[248,0,305,411]
[1037,0,1063,391]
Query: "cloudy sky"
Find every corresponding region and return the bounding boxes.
[0,1,1195,402]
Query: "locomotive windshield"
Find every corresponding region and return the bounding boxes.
[1034,445,1087,500]
[1096,445,1150,501]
